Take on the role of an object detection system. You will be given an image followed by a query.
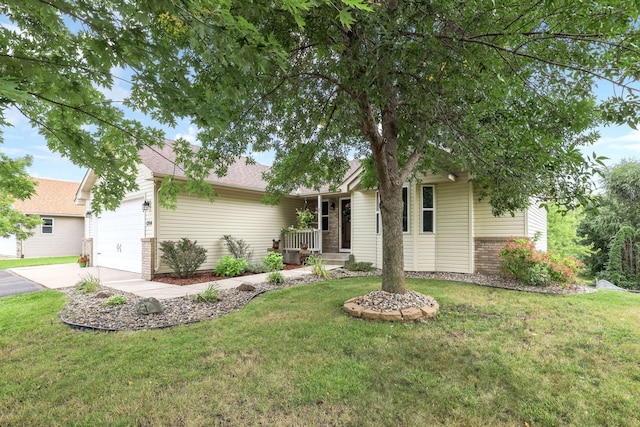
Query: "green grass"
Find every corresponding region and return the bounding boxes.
[0,256,77,270]
[2,278,640,426]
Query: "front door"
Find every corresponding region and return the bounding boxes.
[340,198,351,251]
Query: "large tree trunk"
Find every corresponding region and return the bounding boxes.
[377,171,407,294]
[359,99,407,293]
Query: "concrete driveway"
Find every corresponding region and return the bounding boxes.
[0,270,44,297]
[8,264,140,289]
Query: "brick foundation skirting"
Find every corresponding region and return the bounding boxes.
[141,238,156,281]
[474,237,525,275]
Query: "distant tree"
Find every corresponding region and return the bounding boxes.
[0,151,41,239]
[547,205,591,260]
[578,160,640,275]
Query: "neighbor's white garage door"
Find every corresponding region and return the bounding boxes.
[95,198,144,273]
[0,235,16,257]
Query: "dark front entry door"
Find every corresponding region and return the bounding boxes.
[340,199,351,251]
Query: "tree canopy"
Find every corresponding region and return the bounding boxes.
[579,159,640,275]
[2,1,640,292]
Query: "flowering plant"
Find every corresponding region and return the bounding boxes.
[77,255,89,263]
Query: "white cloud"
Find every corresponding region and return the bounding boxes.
[0,146,27,156]
[96,67,131,102]
[174,126,200,145]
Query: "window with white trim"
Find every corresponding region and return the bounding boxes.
[42,218,54,234]
[421,186,435,233]
[376,188,410,233]
[321,201,329,231]
[402,187,409,233]
[375,192,380,234]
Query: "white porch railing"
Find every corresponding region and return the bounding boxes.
[282,229,321,253]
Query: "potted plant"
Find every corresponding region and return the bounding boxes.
[296,208,316,229]
[77,255,89,267]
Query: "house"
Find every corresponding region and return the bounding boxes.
[74,142,546,279]
[0,178,85,258]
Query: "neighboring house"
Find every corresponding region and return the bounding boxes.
[75,142,546,279]
[0,178,85,258]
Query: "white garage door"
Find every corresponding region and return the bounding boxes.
[0,235,17,257]
[95,198,144,273]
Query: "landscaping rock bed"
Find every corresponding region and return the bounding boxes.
[59,269,595,331]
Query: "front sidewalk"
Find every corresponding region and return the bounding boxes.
[10,263,341,300]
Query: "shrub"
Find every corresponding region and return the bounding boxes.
[215,256,247,277]
[193,284,220,303]
[75,274,101,294]
[305,255,332,279]
[101,295,126,307]
[499,237,582,286]
[267,271,285,285]
[601,226,640,289]
[344,259,374,272]
[296,208,316,229]
[263,251,284,272]
[246,263,269,274]
[221,235,252,259]
[159,238,207,278]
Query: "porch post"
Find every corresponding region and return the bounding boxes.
[317,194,323,254]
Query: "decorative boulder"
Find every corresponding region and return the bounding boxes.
[95,291,113,299]
[136,297,164,315]
[237,283,256,292]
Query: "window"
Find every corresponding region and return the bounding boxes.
[375,192,380,234]
[42,218,54,234]
[402,187,409,233]
[321,201,329,231]
[376,188,409,233]
[422,186,434,233]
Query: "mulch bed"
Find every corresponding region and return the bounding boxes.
[154,264,301,286]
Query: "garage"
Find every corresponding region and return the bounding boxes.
[0,235,17,257]
[94,198,144,273]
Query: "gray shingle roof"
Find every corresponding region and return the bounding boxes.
[140,142,272,192]
[140,141,362,195]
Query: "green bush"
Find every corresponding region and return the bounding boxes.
[246,263,269,274]
[499,238,582,286]
[344,260,374,272]
[75,274,101,294]
[193,284,220,303]
[601,226,640,289]
[263,251,284,271]
[159,238,207,278]
[267,271,285,285]
[215,256,247,277]
[221,235,252,259]
[101,295,126,307]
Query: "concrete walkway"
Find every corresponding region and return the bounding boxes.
[9,263,336,300]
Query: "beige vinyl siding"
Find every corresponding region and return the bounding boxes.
[349,190,379,266]
[156,188,303,273]
[20,216,84,258]
[526,204,548,251]
[473,191,526,237]
[435,181,472,273]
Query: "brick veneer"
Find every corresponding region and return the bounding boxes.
[141,237,156,280]
[474,237,524,275]
[323,201,341,253]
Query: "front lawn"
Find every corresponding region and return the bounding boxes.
[1,278,639,426]
[0,256,77,270]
